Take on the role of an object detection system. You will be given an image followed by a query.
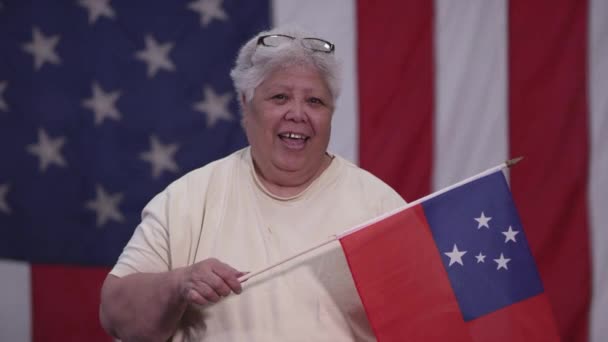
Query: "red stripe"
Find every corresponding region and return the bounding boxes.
[509,1,591,340]
[31,265,112,342]
[357,0,434,202]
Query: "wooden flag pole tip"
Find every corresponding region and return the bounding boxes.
[506,156,524,168]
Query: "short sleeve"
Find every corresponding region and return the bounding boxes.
[109,190,171,277]
[376,185,407,215]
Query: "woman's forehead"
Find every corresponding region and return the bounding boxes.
[258,66,330,91]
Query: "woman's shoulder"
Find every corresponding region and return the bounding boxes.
[332,154,391,187]
[165,147,249,195]
[330,153,406,206]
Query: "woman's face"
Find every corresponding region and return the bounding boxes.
[243,64,334,184]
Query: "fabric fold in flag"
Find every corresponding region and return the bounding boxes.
[339,171,560,341]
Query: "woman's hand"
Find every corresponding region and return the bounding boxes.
[178,258,246,306]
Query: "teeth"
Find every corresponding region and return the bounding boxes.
[281,133,307,140]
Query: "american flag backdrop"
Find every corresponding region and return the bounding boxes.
[0,0,606,341]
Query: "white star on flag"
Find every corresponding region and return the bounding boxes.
[139,135,179,179]
[474,211,492,229]
[494,253,511,270]
[85,185,124,227]
[193,86,233,127]
[22,27,61,70]
[187,0,228,27]
[77,0,116,24]
[134,35,176,78]
[475,252,486,263]
[0,183,10,214]
[502,226,520,243]
[0,81,8,112]
[444,244,467,267]
[82,82,122,125]
[26,128,67,172]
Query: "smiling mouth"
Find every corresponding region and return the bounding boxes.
[278,132,310,141]
[278,132,309,149]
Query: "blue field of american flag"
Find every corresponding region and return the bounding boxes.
[0,0,267,266]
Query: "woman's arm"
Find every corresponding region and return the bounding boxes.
[100,258,244,341]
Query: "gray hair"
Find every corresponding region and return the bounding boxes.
[230,27,341,107]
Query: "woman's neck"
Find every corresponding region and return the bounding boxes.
[252,154,332,198]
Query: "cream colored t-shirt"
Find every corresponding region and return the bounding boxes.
[111,147,405,341]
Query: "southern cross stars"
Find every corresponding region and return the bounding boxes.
[139,135,179,179]
[187,0,228,27]
[82,82,122,125]
[474,211,492,229]
[85,185,124,227]
[444,212,520,272]
[502,226,519,243]
[193,86,233,127]
[26,128,68,172]
[22,27,61,70]
[135,35,176,78]
[444,244,467,267]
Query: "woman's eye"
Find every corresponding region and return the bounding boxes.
[308,97,324,105]
[272,94,287,100]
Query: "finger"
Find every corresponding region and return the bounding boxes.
[201,270,233,297]
[195,282,221,303]
[215,260,240,275]
[186,289,208,306]
[217,270,243,294]
[213,264,244,294]
[190,260,230,297]
[237,271,250,284]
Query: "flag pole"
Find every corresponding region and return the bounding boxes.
[238,157,523,283]
[337,156,523,238]
[238,235,337,282]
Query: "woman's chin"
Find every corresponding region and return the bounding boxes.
[274,161,306,174]
[271,155,311,173]
[272,150,328,176]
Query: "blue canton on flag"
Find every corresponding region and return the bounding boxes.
[0,0,270,266]
[422,171,545,321]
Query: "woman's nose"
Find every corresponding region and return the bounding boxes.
[284,101,308,122]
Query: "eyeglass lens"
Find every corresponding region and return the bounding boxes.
[262,35,294,47]
[259,34,333,53]
[301,38,332,52]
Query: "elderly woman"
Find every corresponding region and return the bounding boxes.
[100,27,405,341]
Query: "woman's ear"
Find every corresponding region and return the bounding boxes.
[240,94,249,115]
[240,93,249,128]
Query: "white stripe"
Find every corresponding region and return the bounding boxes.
[589,1,608,341]
[0,260,32,342]
[433,0,508,190]
[272,0,358,163]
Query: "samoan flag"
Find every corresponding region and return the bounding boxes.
[339,170,561,341]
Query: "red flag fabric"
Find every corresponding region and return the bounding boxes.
[339,171,561,341]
